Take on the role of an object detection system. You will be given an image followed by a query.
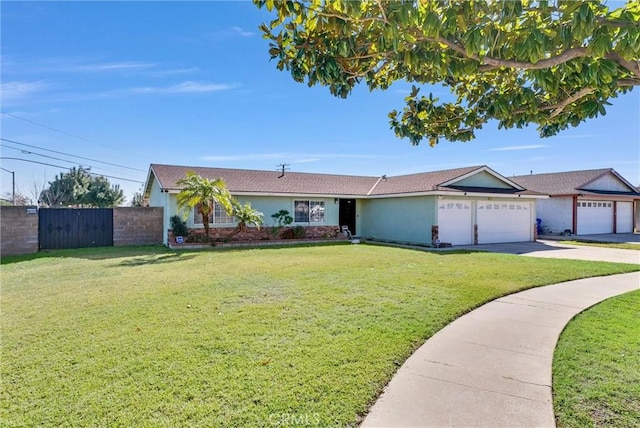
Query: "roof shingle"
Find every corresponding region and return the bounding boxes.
[512,169,639,196]
[146,164,539,197]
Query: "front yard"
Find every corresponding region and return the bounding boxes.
[1,244,638,427]
[553,290,640,428]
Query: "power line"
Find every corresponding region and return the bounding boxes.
[0,157,144,183]
[1,142,142,178]
[0,138,146,172]
[1,111,123,152]
[2,144,85,166]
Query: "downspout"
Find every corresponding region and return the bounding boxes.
[613,201,617,234]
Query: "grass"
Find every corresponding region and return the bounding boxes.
[553,290,640,428]
[1,244,638,427]
[560,240,640,251]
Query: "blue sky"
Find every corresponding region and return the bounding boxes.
[2,1,639,204]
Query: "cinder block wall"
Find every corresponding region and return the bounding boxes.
[113,207,163,246]
[0,206,39,257]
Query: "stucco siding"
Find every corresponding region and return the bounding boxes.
[147,178,171,244]
[355,199,364,236]
[537,197,573,233]
[178,195,339,230]
[584,174,631,192]
[360,196,436,245]
[454,171,512,189]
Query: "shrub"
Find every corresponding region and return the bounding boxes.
[292,225,306,239]
[270,210,293,238]
[170,215,189,238]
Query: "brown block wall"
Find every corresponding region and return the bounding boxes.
[0,206,39,257]
[113,207,163,246]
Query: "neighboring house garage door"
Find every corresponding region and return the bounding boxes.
[616,202,633,233]
[577,201,613,234]
[438,200,473,245]
[477,201,532,243]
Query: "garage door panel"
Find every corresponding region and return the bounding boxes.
[477,202,531,244]
[616,202,633,233]
[577,201,612,234]
[438,201,472,245]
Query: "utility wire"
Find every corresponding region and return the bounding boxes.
[0,138,146,172]
[0,157,144,183]
[2,144,88,166]
[1,142,144,178]
[2,111,123,152]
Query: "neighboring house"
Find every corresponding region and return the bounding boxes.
[144,163,546,246]
[512,169,640,235]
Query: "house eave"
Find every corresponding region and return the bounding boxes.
[367,190,548,199]
[165,189,365,199]
[164,188,547,199]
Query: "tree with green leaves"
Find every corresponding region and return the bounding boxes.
[83,175,124,208]
[176,172,233,238]
[130,192,145,207]
[39,167,123,207]
[40,167,91,207]
[255,0,640,145]
[229,200,264,238]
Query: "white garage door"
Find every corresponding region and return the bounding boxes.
[438,200,472,245]
[616,202,633,233]
[477,202,532,244]
[577,201,613,234]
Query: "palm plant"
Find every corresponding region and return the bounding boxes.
[176,172,232,238]
[229,200,263,238]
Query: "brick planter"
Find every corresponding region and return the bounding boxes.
[168,225,346,249]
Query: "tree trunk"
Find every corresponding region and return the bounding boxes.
[227,222,246,240]
[201,211,211,237]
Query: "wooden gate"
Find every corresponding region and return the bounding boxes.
[39,208,113,249]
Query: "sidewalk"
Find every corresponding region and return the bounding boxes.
[361,272,640,428]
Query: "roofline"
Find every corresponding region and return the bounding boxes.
[164,189,549,199]
[439,165,526,191]
[163,188,548,199]
[548,192,640,199]
[356,190,546,199]
[165,189,365,198]
[578,168,640,193]
[143,166,157,199]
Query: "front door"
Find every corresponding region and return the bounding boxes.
[339,199,356,235]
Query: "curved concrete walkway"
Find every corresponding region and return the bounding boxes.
[361,271,640,428]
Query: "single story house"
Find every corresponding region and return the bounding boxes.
[144,163,546,246]
[512,169,640,235]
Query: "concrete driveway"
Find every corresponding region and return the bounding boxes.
[454,239,640,264]
[539,233,640,244]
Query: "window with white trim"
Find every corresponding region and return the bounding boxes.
[193,202,233,224]
[294,200,325,223]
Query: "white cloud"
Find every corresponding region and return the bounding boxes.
[488,144,548,151]
[0,81,48,101]
[229,26,255,37]
[61,61,156,72]
[128,81,238,94]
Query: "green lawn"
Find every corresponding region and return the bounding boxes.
[553,290,640,428]
[1,245,638,427]
[561,240,640,251]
